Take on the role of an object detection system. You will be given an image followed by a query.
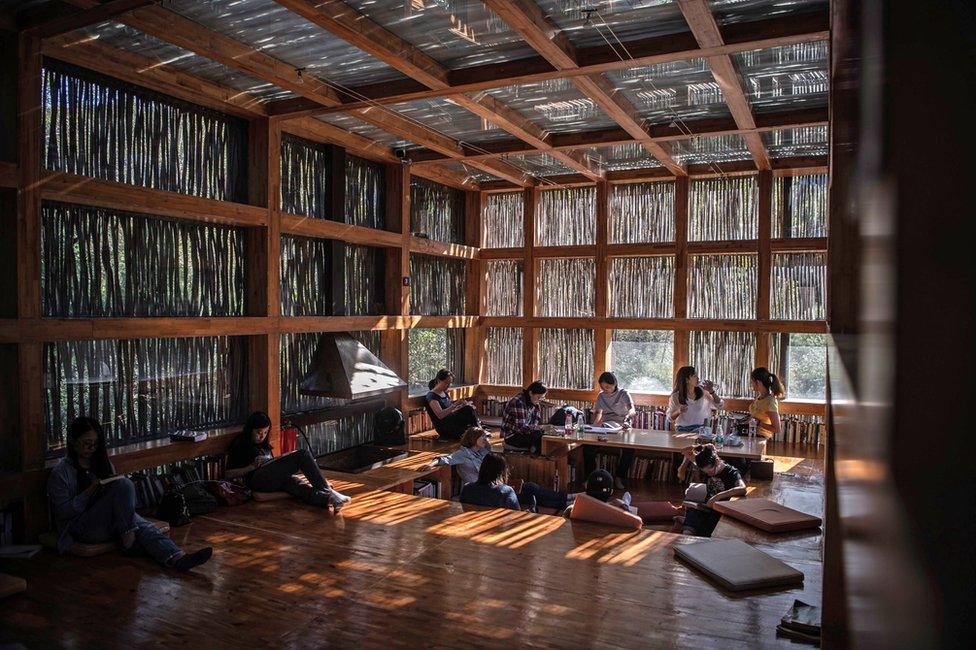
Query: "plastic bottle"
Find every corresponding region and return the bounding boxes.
[715,429,725,449]
[576,413,585,436]
[748,418,757,439]
[563,409,573,436]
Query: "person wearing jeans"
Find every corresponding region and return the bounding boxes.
[225,411,352,512]
[47,417,213,572]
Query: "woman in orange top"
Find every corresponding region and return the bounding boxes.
[748,367,785,439]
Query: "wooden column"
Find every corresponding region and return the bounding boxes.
[16,33,46,536]
[246,117,281,450]
[521,186,538,385]
[673,176,690,375]
[755,170,773,370]
[382,162,410,413]
[463,190,485,397]
[593,180,610,387]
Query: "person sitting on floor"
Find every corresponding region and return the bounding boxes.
[748,367,784,439]
[500,380,548,454]
[424,368,480,441]
[47,417,213,572]
[673,444,746,537]
[666,366,725,432]
[459,452,522,511]
[572,469,674,522]
[423,427,575,511]
[225,411,352,512]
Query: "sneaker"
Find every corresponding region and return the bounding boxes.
[614,477,626,491]
[173,547,213,572]
[329,491,352,513]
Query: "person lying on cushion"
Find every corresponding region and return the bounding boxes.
[423,428,575,511]
[570,469,678,522]
[424,368,480,441]
[672,444,746,537]
[47,417,213,572]
[225,411,352,512]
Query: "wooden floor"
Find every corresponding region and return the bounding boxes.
[0,447,824,649]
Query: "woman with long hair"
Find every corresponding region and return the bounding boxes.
[423,427,575,510]
[748,367,785,439]
[458,452,520,510]
[47,417,213,571]
[666,366,725,431]
[423,368,480,440]
[590,371,637,490]
[225,411,352,511]
[500,380,548,453]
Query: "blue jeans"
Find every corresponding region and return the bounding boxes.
[69,478,182,565]
[518,481,568,510]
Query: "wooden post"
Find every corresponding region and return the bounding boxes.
[593,180,609,387]
[673,176,690,375]
[756,170,773,370]
[246,117,281,450]
[522,186,538,385]
[463,190,485,399]
[382,162,410,414]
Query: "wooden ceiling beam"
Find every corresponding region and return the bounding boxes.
[481,0,684,175]
[25,0,154,38]
[676,0,771,170]
[273,0,600,180]
[274,12,827,118]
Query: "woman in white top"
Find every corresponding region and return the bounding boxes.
[667,366,725,432]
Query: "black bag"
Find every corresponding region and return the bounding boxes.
[182,482,219,515]
[548,405,583,427]
[156,490,191,528]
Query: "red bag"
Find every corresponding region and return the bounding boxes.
[204,480,251,507]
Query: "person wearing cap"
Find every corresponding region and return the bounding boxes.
[566,469,666,521]
[672,444,746,537]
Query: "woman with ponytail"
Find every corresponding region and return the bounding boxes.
[424,369,480,440]
[748,367,785,439]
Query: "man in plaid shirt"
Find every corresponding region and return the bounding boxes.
[501,381,548,453]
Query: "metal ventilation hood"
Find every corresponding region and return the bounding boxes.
[299,332,406,400]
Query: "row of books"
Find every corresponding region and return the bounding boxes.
[482,397,673,432]
[589,453,677,482]
[131,455,226,510]
[407,409,433,435]
[705,411,826,447]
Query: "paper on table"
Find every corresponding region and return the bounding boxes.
[584,422,622,433]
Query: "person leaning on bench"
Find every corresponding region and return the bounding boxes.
[423,368,480,441]
[500,380,549,454]
[47,417,213,572]
[225,411,352,512]
[423,428,576,511]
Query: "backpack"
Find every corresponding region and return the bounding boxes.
[548,405,583,427]
[182,482,219,515]
[156,490,191,528]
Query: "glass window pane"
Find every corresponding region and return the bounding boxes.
[409,254,467,316]
[689,331,757,398]
[536,187,596,246]
[410,178,465,244]
[408,328,465,395]
[483,192,524,248]
[610,181,675,244]
[772,174,828,238]
[769,333,827,400]
[610,330,674,393]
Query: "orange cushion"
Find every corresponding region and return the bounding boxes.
[635,501,683,522]
[569,494,643,531]
[712,498,822,533]
[252,491,291,502]
[0,573,27,599]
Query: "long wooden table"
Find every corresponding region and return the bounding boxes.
[541,428,767,491]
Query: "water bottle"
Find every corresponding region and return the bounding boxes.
[576,413,585,436]
[563,409,572,436]
[715,429,725,449]
[748,418,757,439]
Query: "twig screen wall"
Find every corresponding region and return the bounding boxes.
[537,328,595,390]
[484,327,523,386]
[408,328,466,394]
[342,244,386,316]
[410,178,465,243]
[536,187,596,246]
[409,254,466,315]
[483,192,524,248]
[688,254,758,319]
[768,333,828,400]
[772,174,828,238]
[536,258,595,317]
[280,134,332,219]
[43,336,248,453]
[42,60,247,203]
[610,330,674,393]
[608,256,675,318]
[689,331,757,398]
[345,155,385,230]
[688,176,758,241]
[41,202,247,317]
[610,181,675,243]
[280,237,385,316]
[298,413,374,457]
[485,260,523,317]
[280,331,382,415]
[771,253,827,320]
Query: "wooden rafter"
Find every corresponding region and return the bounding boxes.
[676,0,770,170]
[22,0,154,37]
[58,0,530,186]
[272,0,603,180]
[481,0,685,175]
[274,12,827,118]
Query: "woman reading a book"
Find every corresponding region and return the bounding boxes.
[423,369,480,440]
[748,367,784,439]
[421,427,574,511]
[47,417,213,571]
[226,411,352,512]
[673,444,746,537]
[590,371,637,490]
[666,366,726,432]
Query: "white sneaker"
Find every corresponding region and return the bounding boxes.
[329,491,352,512]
